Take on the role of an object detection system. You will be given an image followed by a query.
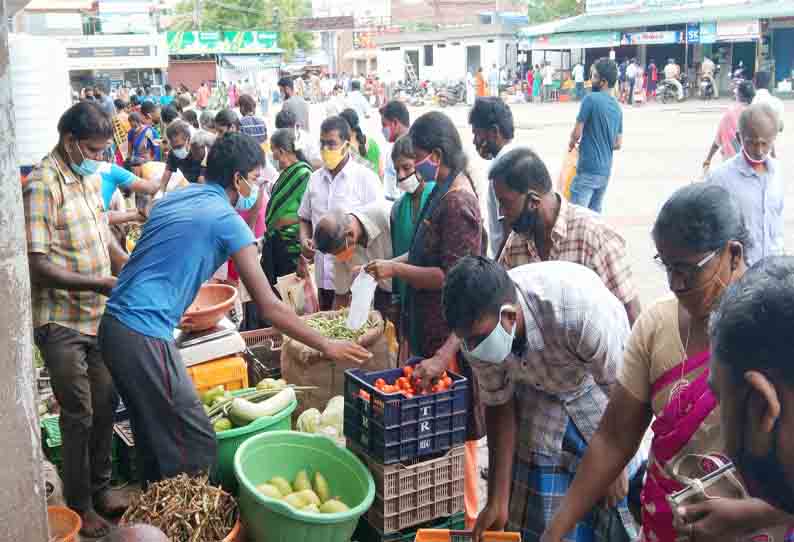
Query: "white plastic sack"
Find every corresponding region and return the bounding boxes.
[347,271,377,330]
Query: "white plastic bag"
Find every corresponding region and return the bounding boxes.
[347,271,377,330]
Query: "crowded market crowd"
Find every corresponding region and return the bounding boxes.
[26,56,794,542]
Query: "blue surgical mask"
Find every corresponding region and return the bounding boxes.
[235,175,259,211]
[462,306,516,364]
[415,154,440,183]
[70,141,102,177]
[172,146,189,160]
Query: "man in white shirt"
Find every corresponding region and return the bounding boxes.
[489,64,500,97]
[663,58,683,101]
[298,116,383,310]
[313,201,395,322]
[626,59,638,105]
[572,62,585,100]
[346,80,371,120]
[542,62,555,103]
[753,71,785,136]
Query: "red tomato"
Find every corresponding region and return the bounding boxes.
[375,378,386,389]
[403,366,414,377]
[443,376,453,388]
[359,390,370,401]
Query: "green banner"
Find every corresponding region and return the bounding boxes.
[167,31,279,54]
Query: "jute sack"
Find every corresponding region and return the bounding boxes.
[281,309,397,415]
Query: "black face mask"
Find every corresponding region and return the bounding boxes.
[735,394,794,515]
[511,194,541,235]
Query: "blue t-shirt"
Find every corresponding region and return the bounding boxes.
[160,95,174,107]
[576,91,623,177]
[106,183,255,340]
[100,163,136,209]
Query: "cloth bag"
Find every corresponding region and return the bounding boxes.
[668,453,794,541]
[281,309,396,415]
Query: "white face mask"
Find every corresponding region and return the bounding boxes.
[172,146,189,160]
[462,306,516,364]
[397,173,420,194]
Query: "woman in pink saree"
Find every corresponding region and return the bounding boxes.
[543,184,790,542]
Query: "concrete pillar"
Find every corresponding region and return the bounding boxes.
[0,0,50,538]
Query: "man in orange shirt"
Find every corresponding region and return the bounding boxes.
[475,67,487,97]
[196,81,211,110]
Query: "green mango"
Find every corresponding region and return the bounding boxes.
[282,492,307,509]
[256,483,282,500]
[319,499,349,514]
[293,470,312,492]
[295,489,321,507]
[313,472,330,503]
[302,503,320,514]
[269,476,293,497]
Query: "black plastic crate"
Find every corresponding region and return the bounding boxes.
[344,359,468,428]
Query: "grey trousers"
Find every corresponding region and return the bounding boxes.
[98,315,216,486]
[35,323,116,512]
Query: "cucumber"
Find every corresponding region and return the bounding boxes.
[227,387,296,426]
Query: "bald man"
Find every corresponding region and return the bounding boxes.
[707,102,783,266]
[312,201,395,322]
[100,524,168,542]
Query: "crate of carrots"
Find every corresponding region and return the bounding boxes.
[344,359,468,465]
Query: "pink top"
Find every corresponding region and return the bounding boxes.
[716,103,746,159]
[227,198,267,282]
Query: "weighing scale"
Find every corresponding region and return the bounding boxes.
[174,317,247,367]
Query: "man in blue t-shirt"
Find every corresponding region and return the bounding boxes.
[568,58,623,213]
[99,133,371,485]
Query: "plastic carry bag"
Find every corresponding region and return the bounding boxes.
[558,148,578,200]
[347,271,377,330]
[275,267,319,316]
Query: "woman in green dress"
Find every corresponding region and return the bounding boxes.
[260,128,313,286]
[340,108,383,179]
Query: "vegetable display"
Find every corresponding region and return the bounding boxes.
[203,380,314,433]
[256,469,350,514]
[305,312,375,342]
[120,474,237,542]
[296,395,344,443]
[362,366,453,400]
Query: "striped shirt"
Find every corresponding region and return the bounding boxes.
[468,261,630,461]
[240,115,268,144]
[23,150,112,336]
[498,194,636,306]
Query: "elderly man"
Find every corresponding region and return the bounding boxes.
[23,102,129,537]
[313,201,395,321]
[707,103,783,266]
[443,257,641,542]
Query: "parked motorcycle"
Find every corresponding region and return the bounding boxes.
[439,81,465,107]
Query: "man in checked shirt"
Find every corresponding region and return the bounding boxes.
[24,102,129,537]
[443,257,643,542]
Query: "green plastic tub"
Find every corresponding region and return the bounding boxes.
[234,431,375,542]
[213,390,297,493]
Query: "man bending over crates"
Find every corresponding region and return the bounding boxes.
[442,257,644,542]
[99,132,370,486]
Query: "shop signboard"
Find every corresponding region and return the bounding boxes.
[700,22,718,43]
[622,30,682,45]
[57,34,168,70]
[166,31,280,55]
[686,23,700,43]
[716,19,760,41]
[587,0,767,13]
[532,31,621,49]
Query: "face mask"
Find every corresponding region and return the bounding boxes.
[735,400,794,515]
[321,144,347,170]
[511,194,540,234]
[415,154,440,183]
[172,146,189,160]
[463,306,516,364]
[69,141,102,177]
[235,175,259,211]
[673,255,730,319]
[335,239,355,262]
[742,146,771,166]
[397,173,420,194]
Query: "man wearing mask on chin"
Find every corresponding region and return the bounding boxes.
[380,100,411,201]
[492,147,640,325]
[298,116,383,311]
[468,97,519,258]
[443,257,643,542]
[99,133,371,487]
[23,102,130,538]
[707,103,783,267]
[708,257,794,525]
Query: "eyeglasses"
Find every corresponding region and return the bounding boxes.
[653,250,718,283]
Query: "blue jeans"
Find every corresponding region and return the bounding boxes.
[569,172,609,213]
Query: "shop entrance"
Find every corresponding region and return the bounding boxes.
[773,28,794,84]
[732,42,757,75]
[466,45,481,74]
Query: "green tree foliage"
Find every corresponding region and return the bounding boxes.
[526,0,584,23]
[172,0,313,58]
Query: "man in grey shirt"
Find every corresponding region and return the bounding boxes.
[707,103,783,266]
[278,77,310,131]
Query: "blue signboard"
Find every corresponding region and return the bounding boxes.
[700,22,717,44]
[686,23,700,43]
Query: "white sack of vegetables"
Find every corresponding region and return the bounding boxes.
[281,309,396,415]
